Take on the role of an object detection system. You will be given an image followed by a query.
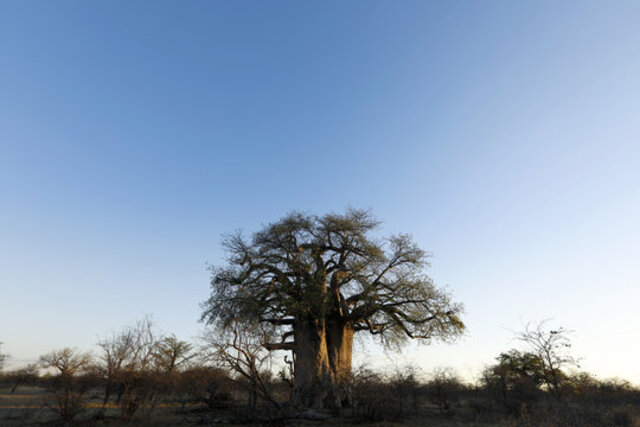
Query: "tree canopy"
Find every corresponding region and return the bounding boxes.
[202,208,464,408]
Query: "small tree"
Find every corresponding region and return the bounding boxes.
[96,327,133,418]
[516,321,579,400]
[39,348,93,423]
[201,321,280,410]
[174,364,230,407]
[154,335,194,375]
[6,363,40,393]
[388,365,423,416]
[350,366,390,421]
[482,349,545,413]
[96,316,160,420]
[426,367,464,415]
[150,335,195,400]
[0,342,8,371]
[40,348,92,377]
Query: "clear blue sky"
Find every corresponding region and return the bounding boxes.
[1,1,639,382]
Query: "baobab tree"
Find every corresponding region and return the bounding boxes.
[201,209,464,409]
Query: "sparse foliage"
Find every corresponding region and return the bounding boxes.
[201,321,279,410]
[96,316,161,420]
[39,348,92,377]
[481,350,545,415]
[5,363,39,393]
[174,365,231,407]
[516,321,579,400]
[39,347,93,423]
[350,366,392,421]
[154,334,194,375]
[426,367,464,415]
[350,364,429,421]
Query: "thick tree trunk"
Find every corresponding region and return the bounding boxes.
[292,318,355,409]
[292,277,355,409]
[292,320,339,408]
[326,320,354,407]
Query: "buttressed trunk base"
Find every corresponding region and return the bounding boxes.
[292,320,354,409]
[327,321,354,407]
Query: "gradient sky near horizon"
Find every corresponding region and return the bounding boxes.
[1,1,639,382]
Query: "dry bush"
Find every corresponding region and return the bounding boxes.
[350,365,424,422]
[39,347,93,423]
[3,363,39,393]
[559,374,640,426]
[174,365,232,407]
[200,322,280,412]
[388,365,424,415]
[96,316,160,420]
[351,367,391,421]
[516,321,579,402]
[425,367,466,415]
[480,349,546,417]
[471,370,640,426]
[611,406,636,426]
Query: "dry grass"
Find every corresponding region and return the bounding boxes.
[0,385,207,425]
[2,383,638,426]
[0,384,506,427]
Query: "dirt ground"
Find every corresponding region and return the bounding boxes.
[0,385,510,426]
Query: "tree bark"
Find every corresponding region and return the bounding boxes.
[291,278,356,409]
[292,319,338,408]
[326,321,354,407]
[292,317,355,409]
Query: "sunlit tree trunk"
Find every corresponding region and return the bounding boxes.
[292,319,354,408]
[292,319,339,408]
[326,315,354,404]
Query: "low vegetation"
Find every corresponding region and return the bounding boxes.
[2,212,637,425]
[1,319,638,426]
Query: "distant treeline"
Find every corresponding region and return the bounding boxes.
[1,317,639,426]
